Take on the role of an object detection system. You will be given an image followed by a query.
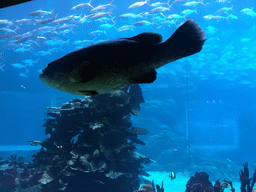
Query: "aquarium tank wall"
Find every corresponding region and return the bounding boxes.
[1,0,256,191]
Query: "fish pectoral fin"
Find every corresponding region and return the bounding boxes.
[79,90,99,96]
[80,65,98,83]
[70,61,97,83]
[130,69,157,84]
[69,68,82,82]
[124,32,163,44]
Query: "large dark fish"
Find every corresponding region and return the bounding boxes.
[40,20,206,96]
[0,0,32,9]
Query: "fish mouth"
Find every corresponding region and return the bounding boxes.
[39,71,64,89]
[39,73,53,87]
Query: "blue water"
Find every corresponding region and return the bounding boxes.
[1,0,256,186]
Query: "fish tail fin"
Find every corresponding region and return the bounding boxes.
[163,20,206,59]
[167,0,171,7]
[14,25,19,33]
[70,29,76,35]
[50,9,54,16]
[160,12,166,18]
[111,16,116,24]
[33,40,40,47]
[87,0,94,8]
[108,8,114,14]
[54,13,59,19]
[0,64,5,72]
[109,0,114,6]
[199,0,206,6]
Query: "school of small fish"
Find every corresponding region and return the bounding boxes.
[0,0,255,86]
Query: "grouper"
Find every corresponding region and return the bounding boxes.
[40,20,206,96]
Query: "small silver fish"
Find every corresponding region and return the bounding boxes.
[36,14,57,24]
[29,9,53,16]
[51,15,75,24]
[90,0,114,13]
[70,0,93,10]
[128,0,150,9]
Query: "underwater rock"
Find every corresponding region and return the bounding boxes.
[0,156,44,191]
[100,130,127,154]
[133,181,165,192]
[6,85,148,191]
[129,84,145,115]
[27,140,43,146]
[213,180,223,192]
[90,122,104,130]
[239,162,256,192]
[105,170,124,179]
[39,165,62,185]
[0,157,9,165]
[185,171,214,192]
[130,138,146,145]
[134,184,155,192]
[45,110,60,118]
[133,152,150,163]
[77,128,101,147]
[44,127,52,135]
[123,114,133,127]
[131,126,150,135]
[0,168,16,191]
[62,167,134,192]
[139,169,150,177]
[93,149,100,158]
[8,154,25,166]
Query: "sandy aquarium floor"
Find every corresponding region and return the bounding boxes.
[141,171,241,192]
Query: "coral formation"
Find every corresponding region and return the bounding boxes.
[0,84,153,192]
[239,162,256,192]
[134,184,155,192]
[0,154,43,192]
[213,180,223,192]
[185,171,214,192]
[3,83,256,192]
[133,180,164,192]
[33,84,149,192]
[185,171,237,192]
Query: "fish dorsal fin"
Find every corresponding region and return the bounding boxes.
[124,32,163,44]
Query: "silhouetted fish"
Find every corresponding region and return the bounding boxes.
[40,20,206,96]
